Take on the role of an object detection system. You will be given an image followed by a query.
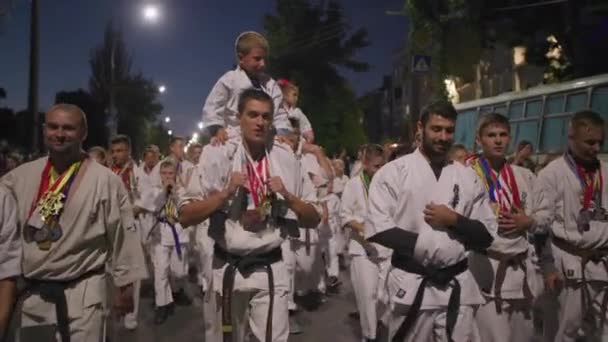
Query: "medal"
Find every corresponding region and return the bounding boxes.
[565,153,603,233]
[244,150,271,226]
[28,159,82,251]
[256,199,272,220]
[33,225,50,243]
[593,207,608,222]
[578,209,593,231]
[49,221,63,242]
[38,192,66,222]
[38,240,52,251]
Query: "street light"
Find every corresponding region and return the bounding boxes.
[197,122,203,130]
[164,116,171,123]
[168,129,173,135]
[159,85,166,93]
[142,4,160,23]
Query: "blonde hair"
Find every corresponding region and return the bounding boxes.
[235,31,269,57]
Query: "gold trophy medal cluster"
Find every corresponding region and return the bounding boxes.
[34,191,66,250]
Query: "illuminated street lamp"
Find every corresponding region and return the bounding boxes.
[142,4,160,23]
[159,85,166,93]
[164,116,171,123]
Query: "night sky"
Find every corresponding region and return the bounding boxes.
[0,0,408,136]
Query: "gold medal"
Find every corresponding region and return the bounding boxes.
[38,192,65,222]
[38,240,52,251]
[490,202,500,216]
[256,199,271,220]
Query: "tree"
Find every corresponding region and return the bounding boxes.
[0,107,16,145]
[55,89,108,149]
[88,22,164,155]
[404,0,608,91]
[263,0,370,154]
[114,74,163,154]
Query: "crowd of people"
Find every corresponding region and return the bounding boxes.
[1,30,607,342]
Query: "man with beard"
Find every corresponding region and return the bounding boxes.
[533,110,608,341]
[341,144,388,342]
[365,100,497,342]
[1,104,146,341]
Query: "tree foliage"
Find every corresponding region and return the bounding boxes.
[88,22,166,155]
[264,0,370,154]
[404,0,608,90]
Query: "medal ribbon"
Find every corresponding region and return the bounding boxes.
[245,153,269,207]
[161,196,182,258]
[471,155,521,212]
[111,162,133,191]
[30,159,82,220]
[360,172,371,200]
[565,153,603,210]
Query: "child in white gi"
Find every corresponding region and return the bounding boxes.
[201,31,286,148]
[141,159,191,325]
[277,79,314,143]
[341,144,388,342]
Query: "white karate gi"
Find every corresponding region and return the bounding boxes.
[467,160,539,342]
[341,174,389,340]
[201,66,287,141]
[533,155,608,341]
[277,106,314,141]
[366,149,498,342]
[178,141,318,342]
[2,158,147,342]
[139,186,190,307]
[0,184,21,281]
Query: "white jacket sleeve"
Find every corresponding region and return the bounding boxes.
[531,165,558,235]
[201,73,231,128]
[365,165,400,238]
[340,180,364,228]
[0,185,21,280]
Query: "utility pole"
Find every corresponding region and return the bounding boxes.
[28,0,40,153]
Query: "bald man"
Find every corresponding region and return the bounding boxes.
[1,104,147,342]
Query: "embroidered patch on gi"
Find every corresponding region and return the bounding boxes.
[450,184,460,209]
[566,269,575,278]
[396,289,406,298]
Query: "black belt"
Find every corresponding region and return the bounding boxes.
[215,245,282,342]
[391,254,468,342]
[21,267,105,342]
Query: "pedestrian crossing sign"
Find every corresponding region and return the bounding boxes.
[412,55,431,73]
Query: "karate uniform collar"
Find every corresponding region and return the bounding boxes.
[567,149,600,172]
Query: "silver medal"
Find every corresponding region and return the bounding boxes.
[578,209,593,231]
[593,207,607,222]
[49,223,63,242]
[33,225,51,242]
